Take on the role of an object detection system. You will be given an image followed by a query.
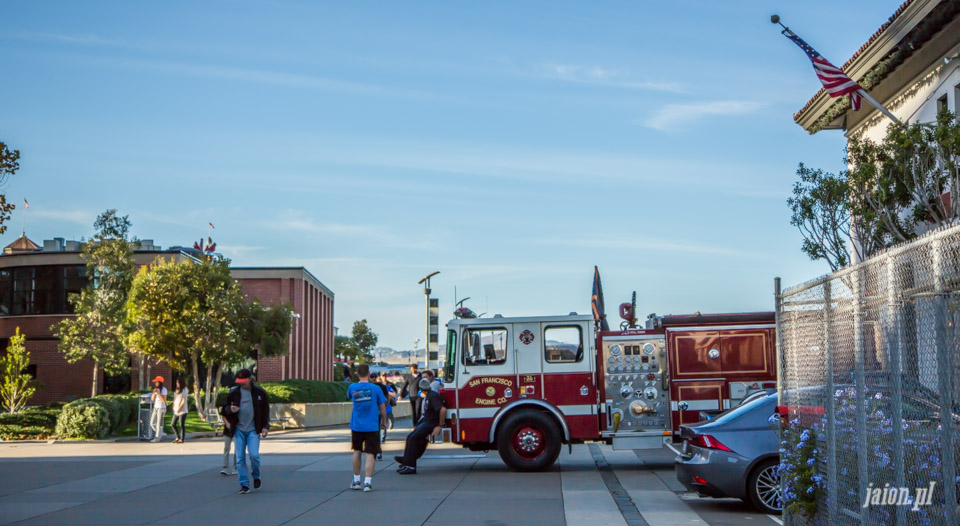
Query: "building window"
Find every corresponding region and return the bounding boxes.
[544,326,583,363]
[955,84,960,114]
[462,327,508,366]
[937,94,948,114]
[0,265,89,315]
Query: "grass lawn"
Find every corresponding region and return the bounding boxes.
[116,410,215,438]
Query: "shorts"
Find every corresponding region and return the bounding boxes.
[351,430,381,455]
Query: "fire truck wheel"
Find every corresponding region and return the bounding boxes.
[496,410,562,472]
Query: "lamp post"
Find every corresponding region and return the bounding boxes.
[418,271,440,369]
[412,339,419,367]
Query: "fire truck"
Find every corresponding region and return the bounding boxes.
[438,310,776,471]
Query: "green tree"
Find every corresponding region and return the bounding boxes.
[0,328,37,413]
[54,209,138,397]
[127,256,291,420]
[847,110,960,242]
[335,335,359,362]
[351,319,378,363]
[0,141,20,234]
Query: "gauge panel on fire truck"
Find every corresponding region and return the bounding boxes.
[601,334,670,437]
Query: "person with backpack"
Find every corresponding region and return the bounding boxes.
[222,369,270,494]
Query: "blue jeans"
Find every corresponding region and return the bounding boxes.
[233,430,261,488]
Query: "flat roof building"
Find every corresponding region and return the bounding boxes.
[0,234,334,404]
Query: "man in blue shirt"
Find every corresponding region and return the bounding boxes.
[347,364,386,492]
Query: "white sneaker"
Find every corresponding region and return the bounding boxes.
[363,482,372,492]
[220,468,231,476]
[350,480,362,490]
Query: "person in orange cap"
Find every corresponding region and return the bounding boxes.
[149,376,168,442]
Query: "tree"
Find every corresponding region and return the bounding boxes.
[54,209,138,397]
[0,141,20,234]
[335,335,359,361]
[127,256,291,420]
[0,328,37,413]
[847,110,960,242]
[788,110,960,270]
[351,319,378,363]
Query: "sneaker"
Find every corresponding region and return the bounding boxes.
[349,480,362,490]
[363,482,373,492]
[397,466,417,475]
[253,479,261,490]
[239,486,250,494]
[220,469,231,476]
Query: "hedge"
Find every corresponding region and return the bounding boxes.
[215,380,350,405]
[55,401,111,439]
[0,409,59,440]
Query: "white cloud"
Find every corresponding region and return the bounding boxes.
[29,208,93,225]
[537,235,770,259]
[643,100,766,131]
[5,31,115,45]
[541,63,685,93]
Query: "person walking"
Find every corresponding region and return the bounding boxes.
[219,386,238,476]
[347,364,386,492]
[400,364,422,424]
[223,369,270,494]
[171,377,189,443]
[149,376,167,442]
[396,378,446,475]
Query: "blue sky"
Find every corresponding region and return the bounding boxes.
[1,1,903,350]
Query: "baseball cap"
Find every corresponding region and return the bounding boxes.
[418,378,432,391]
[152,376,164,383]
[235,369,252,384]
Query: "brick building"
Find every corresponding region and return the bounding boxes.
[0,234,334,404]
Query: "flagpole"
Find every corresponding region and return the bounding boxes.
[855,88,903,126]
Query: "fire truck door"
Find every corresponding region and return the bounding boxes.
[458,325,515,441]
[513,322,541,400]
[540,321,597,440]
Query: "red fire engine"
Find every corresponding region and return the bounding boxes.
[438,310,776,471]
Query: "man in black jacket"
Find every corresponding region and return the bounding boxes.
[396,378,446,475]
[400,364,422,423]
[222,369,270,494]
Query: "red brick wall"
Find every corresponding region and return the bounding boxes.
[238,276,334,383]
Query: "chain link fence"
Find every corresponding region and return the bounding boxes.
[777,222,960,525]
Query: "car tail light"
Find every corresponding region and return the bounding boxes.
[690,434,733,452]
[693,475,709,485]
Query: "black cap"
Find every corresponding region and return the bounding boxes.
[235,369,252,384]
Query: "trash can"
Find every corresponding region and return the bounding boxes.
[138,394,153,441]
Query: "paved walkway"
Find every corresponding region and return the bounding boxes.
[0,420,778,525]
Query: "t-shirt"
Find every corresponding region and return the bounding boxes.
[237,387,255,433]
[173,388,189,415]
[348,381,386,432]
[153,387,167,409]
[419,390,445,427]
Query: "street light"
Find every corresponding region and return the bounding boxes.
[418,271,440,369]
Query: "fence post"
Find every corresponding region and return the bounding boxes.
[775,277,783,403]
[932,238,957,523]
[823,280,839,523]
[886,255,906,526]
[853,268,870,525]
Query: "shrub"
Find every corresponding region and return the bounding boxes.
[216,380,349,405]
[0,410,58,428]
[55,401,111,439]
[95,394,138,424]
[85,397,124,431]
[0,425,52,440]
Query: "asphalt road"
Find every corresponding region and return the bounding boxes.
[0,420,780,526]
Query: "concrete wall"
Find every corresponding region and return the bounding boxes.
[271,401,412,429]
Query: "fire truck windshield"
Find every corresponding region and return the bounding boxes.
[444,329,457,381]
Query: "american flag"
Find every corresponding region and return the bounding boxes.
[785,32,863,110]
[23,198,28,209]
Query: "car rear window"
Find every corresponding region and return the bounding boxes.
[710,393,777,425]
